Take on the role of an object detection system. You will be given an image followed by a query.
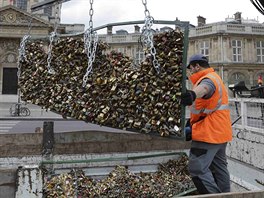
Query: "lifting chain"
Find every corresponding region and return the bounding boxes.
[17,16,33,103]
[141,0,160,74]
[82,0,98,87]
[17,35,30,79]
[47,3,61,74]
[17,17,33,79]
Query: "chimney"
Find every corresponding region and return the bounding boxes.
[107,26,112,35]
[197,16,206,27]
[134,25,140,33]
[234,12,242,24]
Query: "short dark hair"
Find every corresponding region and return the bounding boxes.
[190,60,210,68]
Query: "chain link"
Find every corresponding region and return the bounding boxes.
[53,4,61,34]
[17,35,31,80]
[17,15,33,103]
[141,0,160,73]
[17,15,33,80]
[27,16,33,35]
[82,0,98,87]
[46,3,61,74]
[47,31,56,74]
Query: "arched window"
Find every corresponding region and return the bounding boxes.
[229,72,247,85]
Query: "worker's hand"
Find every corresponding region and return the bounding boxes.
[184,119,192,141]
[181,90,196,106]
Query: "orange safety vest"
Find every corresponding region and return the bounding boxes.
[189,68,232,144]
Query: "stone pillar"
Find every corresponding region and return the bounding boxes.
[249,70,254,87]
[107,26,113,35]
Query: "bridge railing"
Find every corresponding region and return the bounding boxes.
[229,98,264,133]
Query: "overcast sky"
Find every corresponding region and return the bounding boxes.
[60,0,264,34]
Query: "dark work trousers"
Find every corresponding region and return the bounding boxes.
[188,141,230,194]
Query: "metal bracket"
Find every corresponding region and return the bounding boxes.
[31,0,71,12]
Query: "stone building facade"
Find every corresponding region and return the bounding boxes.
[98,25,187,66]
[98,13,264,93]
[0,0,61,23]
[0,5,52,94]
[0,4,263,96]
[188,13,264,90]
[99,25,145,65]
[0,1,84,95]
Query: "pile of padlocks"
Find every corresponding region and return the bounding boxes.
[43,154,195,197]
[19,30,184,137]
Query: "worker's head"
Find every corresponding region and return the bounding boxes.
[187,54,209,73]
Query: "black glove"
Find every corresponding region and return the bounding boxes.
[181,90,196,106]
[184,119,192,141]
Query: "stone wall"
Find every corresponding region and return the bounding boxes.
[227,128,264,170]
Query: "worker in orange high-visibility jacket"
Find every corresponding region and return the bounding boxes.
[181,54,232,194]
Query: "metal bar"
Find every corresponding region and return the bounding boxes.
[230,98,264,103]
[31,0,70,12]
[181,22,190,137]
[0,117,75,121]
[232,115,241,125]
[241,99,246,128]
[244,100,248,126]
[173,187,197,197]
[93,20,190,31]
[24,19,191,39]
[41,151,185,165]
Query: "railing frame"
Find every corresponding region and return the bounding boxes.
[229,98,264,133]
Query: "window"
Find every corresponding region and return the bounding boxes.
[232,40,242,62]
[14,0,27,10]
[200,41,209,59]
[135,49,145,64]
[256,41,264,63]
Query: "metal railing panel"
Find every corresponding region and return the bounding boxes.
[229,98,264,132]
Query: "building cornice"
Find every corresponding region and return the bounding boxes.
[189,22,264,38]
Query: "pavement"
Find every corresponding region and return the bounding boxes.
[0,94,136,134]
[0,94,61,119]
[0,94,185,134]
[0,94,190,119]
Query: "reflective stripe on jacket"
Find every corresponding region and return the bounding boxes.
[189,68,232,144]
